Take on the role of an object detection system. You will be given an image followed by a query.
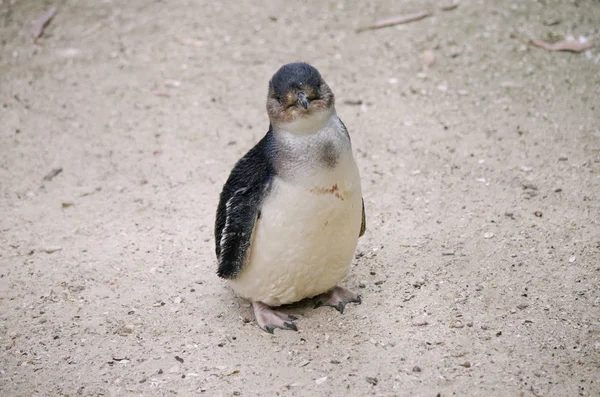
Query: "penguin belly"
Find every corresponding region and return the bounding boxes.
[229,168,362,306]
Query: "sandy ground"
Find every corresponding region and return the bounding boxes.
[1,0,599,396]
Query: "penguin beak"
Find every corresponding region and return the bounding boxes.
[296,92,309,109]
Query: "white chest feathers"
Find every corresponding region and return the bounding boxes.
[229,120,363,306]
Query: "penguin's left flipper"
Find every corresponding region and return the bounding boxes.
[314,286,362,314]
[359,198,366,237]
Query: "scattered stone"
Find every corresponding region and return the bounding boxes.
[412,319,429,326]
[558,156,568,161]
[413,279,425,288]
[460,361,471,368]
[315,376,328,385]
[343,99,363,106]
[450,320,464,329]
[43,246,62,254]
[517,303,529,310]
[330,360,340,364]
[139,378,147,383]
[554,188,562,192]
[61,201,74,208]
[374,280,385,286]
[412,366,421,373]
[157,369,163,374]
[169,365,180,374]
[358,282,366,288]
[543,18,561,26]
[43,167,63,181]
[441,250,455,256]
[175,356,184,363]
[366,376,378,386]
[173,296,183,304]
[534,211,543,217]
[483,232,495,239]
[423,50,436,68]
[440,0,460,11]
[569,256,576,263]
[152,301,166,307]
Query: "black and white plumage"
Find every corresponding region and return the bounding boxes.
[214,62,366,333]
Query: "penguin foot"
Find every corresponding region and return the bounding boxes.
[314,285,362,314]
[252,301,298,334]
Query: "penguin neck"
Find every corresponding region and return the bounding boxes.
[269,112,353,180]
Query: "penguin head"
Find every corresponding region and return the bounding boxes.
[266,62,335,134]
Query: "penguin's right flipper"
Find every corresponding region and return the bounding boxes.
[215,132,275,279]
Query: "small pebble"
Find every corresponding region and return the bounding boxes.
[460,362,471,368]
[413,279,425,288]
[315,376,328,385]
[517,303,529,310]
[412,319,429,326]
[175,356,184,363]
[366,376,378,386]
[412,366,421,373]
[534,211,543,217]
[43,246,62,254]
[483,232,495,239]
[61,201,74,208]
[442,250,455,256]
[450,320,464,329]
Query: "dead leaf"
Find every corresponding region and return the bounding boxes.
[31,6,57,40]
[530,39,593,53]
[357,11,431,33]
[423,50,436,68]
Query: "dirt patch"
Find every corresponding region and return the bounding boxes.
[1,1,599,396]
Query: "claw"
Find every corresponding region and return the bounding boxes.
[284,322,298,331]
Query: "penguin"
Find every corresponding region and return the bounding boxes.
[214,62,366,333]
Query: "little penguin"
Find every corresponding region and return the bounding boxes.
[214,62,366,333]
